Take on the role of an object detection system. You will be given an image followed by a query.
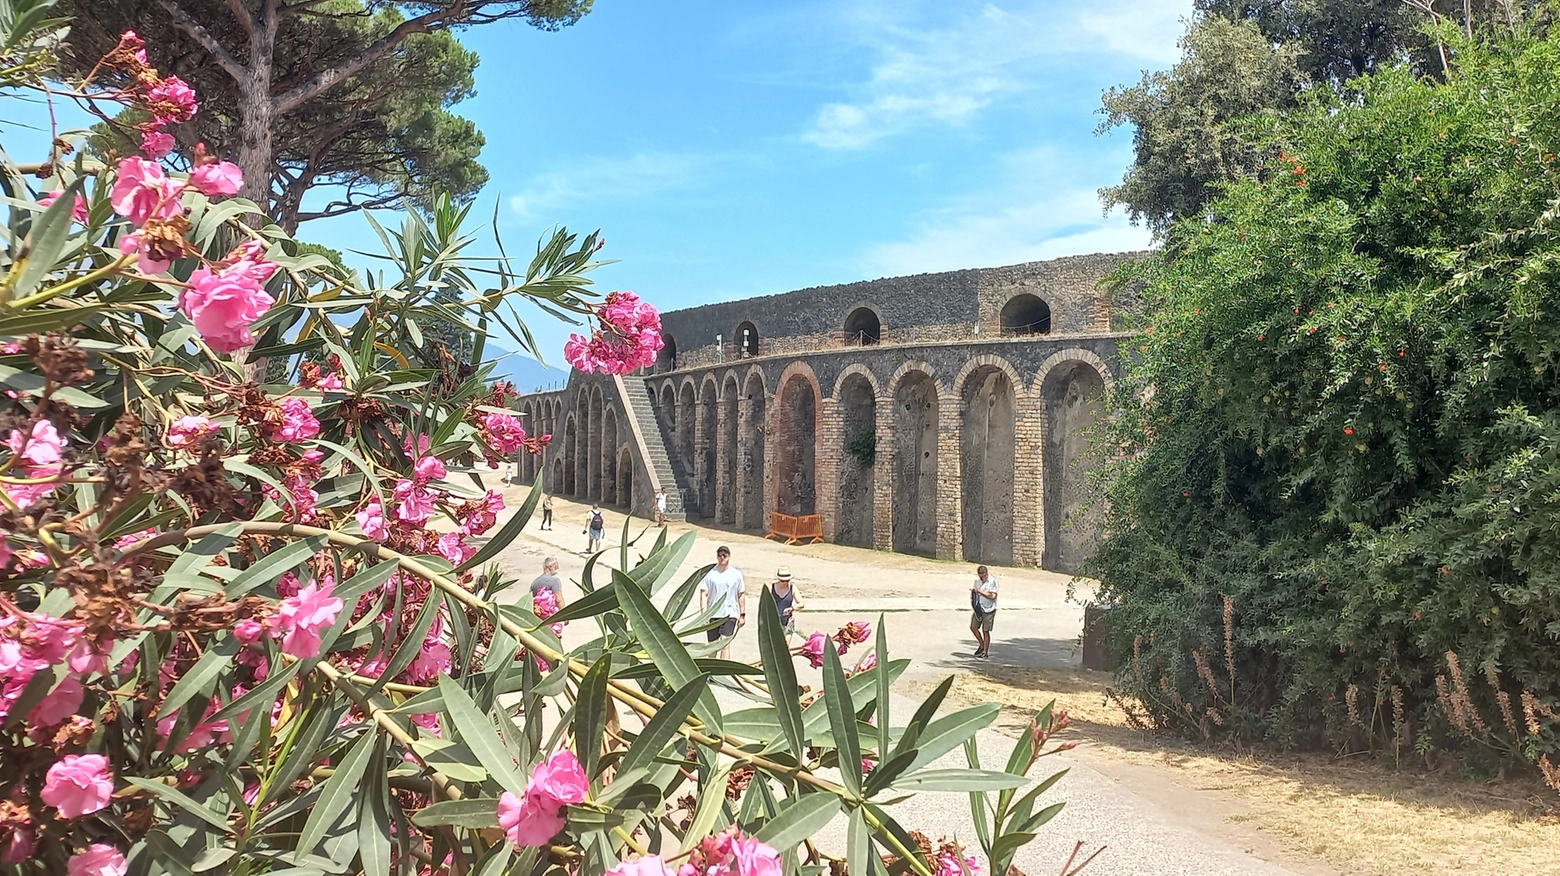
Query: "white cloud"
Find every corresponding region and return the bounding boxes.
[508,152,707,220]
[800,0,1194,150]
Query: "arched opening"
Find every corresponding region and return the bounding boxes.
[587,387,603,500]
[775,373,817,517]
[843,307,882,345]
[656,334,678,372]
[563,416,579,497]
[602,407,619,506]
[550,457,563,496]
[960,366,1016,565]
[659,383,677,431]
[1000,294,1052,335]
[735,321,760,359]
[1042,362,1106,572]
[836,373,877,547]
[678,383,696,493]
[698,379,719,519]
[616,446,634,511]
[718,375,740,523]
[892,372,939,556]
[739,371,768,529]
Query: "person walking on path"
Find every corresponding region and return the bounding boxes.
[541,494,554,530]
[530,556,565,610]
[970,565,998,659]
[583,503,605,553]
[768,566,803,637]
[699,545,746,659]
[655,488,668,527]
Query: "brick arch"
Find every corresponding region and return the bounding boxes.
[841,300,886,345]
[738,368,768,529]
[887,361,940,556]
[884,359,941,399]
[740,364,768,398]
[955,357,1020,566]
[831,363,881,401]
[696,375,721,518]
[679,376,700,400]
[561,411,579,497]
[717,371,741,523]
[1034,348,1113,573]
[1030,348,1113,397]
[952,354,1027,403]
[771,361,822,518]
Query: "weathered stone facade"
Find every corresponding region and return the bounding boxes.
[512,252,1142,572]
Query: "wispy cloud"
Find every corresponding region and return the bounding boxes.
[800,0,1192,150]
[507,152,708,220]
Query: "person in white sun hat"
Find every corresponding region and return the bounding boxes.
[768,566,804,637]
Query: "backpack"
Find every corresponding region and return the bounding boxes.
[590,511,603,529]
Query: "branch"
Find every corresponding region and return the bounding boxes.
[225,0,254,37]
[154,0,246,81]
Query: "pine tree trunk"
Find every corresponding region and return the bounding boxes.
[234,8,279,383]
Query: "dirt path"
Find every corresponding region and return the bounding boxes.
[486,487,1559,875]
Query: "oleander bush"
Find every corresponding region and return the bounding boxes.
[0,4,1079,874]
[1088,18,1560,783]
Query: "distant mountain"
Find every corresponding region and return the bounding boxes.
[489,352,570,393]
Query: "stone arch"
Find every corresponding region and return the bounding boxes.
[1037,352,1111,572]
[956,357,1019,565]
[602,406,619,506]
[739,369,768,529]
[617,446,634,511]
[659,382,677,434]
[835,368,877,547]
[842,303,883,345]
[550,456,563,496]
[735,320,760,359]
[678,379,697,482]
[1000,293,1052,335]
[718,372,741,523]
[587,385,604,500]
[574,396,589,498]
[656,334,678,373]
[772,362,820,518]
[698,376,720,518]
[563,413,579,497]
[889,363,940,556]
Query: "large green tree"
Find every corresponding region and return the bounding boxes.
[60,1,592,230]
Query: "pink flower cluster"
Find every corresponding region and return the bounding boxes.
[459,490,505,536]
[497,749,589,848]
[166,414,218,448]
[270,579,344,659]
[42,754,114,819]
[675,826,782,876]
[182,249,277,353]
[39,189,89,224]
[482,412,527,454]
[3,419,67,509]
[564,291,664,375]
[270,397,320,442]
[68,844,127,876]
[799,621,872,669]
[533,587,565,638]
[0,611,106,726]
[934,849,981,876]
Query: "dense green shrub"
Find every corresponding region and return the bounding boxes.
[1088,21,1560,776]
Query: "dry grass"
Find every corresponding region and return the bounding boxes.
[914,666,1560,876]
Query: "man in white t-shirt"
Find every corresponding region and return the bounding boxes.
[970,565,999,659]
[698,545,746,659]
[655,488,668,527]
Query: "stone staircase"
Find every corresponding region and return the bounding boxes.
[614,375,693,521]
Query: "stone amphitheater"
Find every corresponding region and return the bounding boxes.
[509,251,1141,571]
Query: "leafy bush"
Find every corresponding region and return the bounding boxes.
[0,8,1078,875]
[1088,21,1560,780]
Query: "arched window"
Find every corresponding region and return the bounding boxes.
[1000,294,1052,335]
[656,334,678,372]
[843,307,882,345]
[735,321,760,358]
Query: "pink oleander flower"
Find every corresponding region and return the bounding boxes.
[270,397,320,442]
[117,229,172,275]
[406,635,452,684]
[8,419,63,468]
[834,621,871,646]
[0,539,11,568]
[731,836,782,876]
[182,261,277,353]
[934,851,980,876]
[318,370,344,390]
[436,532,475,565]
[233,618,264,644]
[801,632,828,669]
[853,652,878,673]
[356,496,389,541]
[460,490,505,536]
[110,156,184,225]
[605,856,674,876]
[414,454,447,483]
[28,676,84,726]
[39,189,89,224]
[2,827,33,864]
[564,291,664,375]
[146,76,198,123]
[67,843,127,876]
[483,413,527,453]
[140,129,174,159]
[405,433,433,457]
[188,161,241,197]
[499,749,589,849]
[41,754,113,818]
[272,579,343,659]
[166,414,218,448]
[392,479,435,525]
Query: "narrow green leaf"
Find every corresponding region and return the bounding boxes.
[610,568,722,734]
[159,637,237,717]
[874,615,890,757]
[210,658,301,724]
[906,704,1000,773]
[619,674,708,775]
[410,798,501,829]
[1005,769,1068,834]
[358,737,392,876]
[13,177,80,299]
[752,794,841,851]
[863,747,920,798]
[630,529,696,595]
[847,808,873,876]
[545,583,618,625]
[437,676,525,796]
[757,587,807,761]
[888,769,1029,792]
[574,653,612,778]
[296,729,377,856]
[375,589,443,688]
[679,766,729,853]
[228,535,328,598]
[457,477,541,571]
[964,738,993,855]
[822,643,862,797]
[1019,800,1066,833]
[665,563,713,621]
[124,777,231,832]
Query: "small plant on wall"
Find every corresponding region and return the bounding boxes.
[847,427,877,467]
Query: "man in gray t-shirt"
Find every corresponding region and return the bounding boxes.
[531,556,564,608]
[969,565,998,659]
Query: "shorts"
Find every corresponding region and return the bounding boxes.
[707,618,738,642]
[971,610,995,632]
[588,527,603,539]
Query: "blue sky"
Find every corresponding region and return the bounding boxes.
[7,0,1194,375]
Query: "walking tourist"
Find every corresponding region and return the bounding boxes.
[768,566,803,636]
[655,487,668,527]
[583,503,605,553]
[541,494,554,530]
[699,545,746,659]
[970,565,998,659]
[531,556,565,610]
